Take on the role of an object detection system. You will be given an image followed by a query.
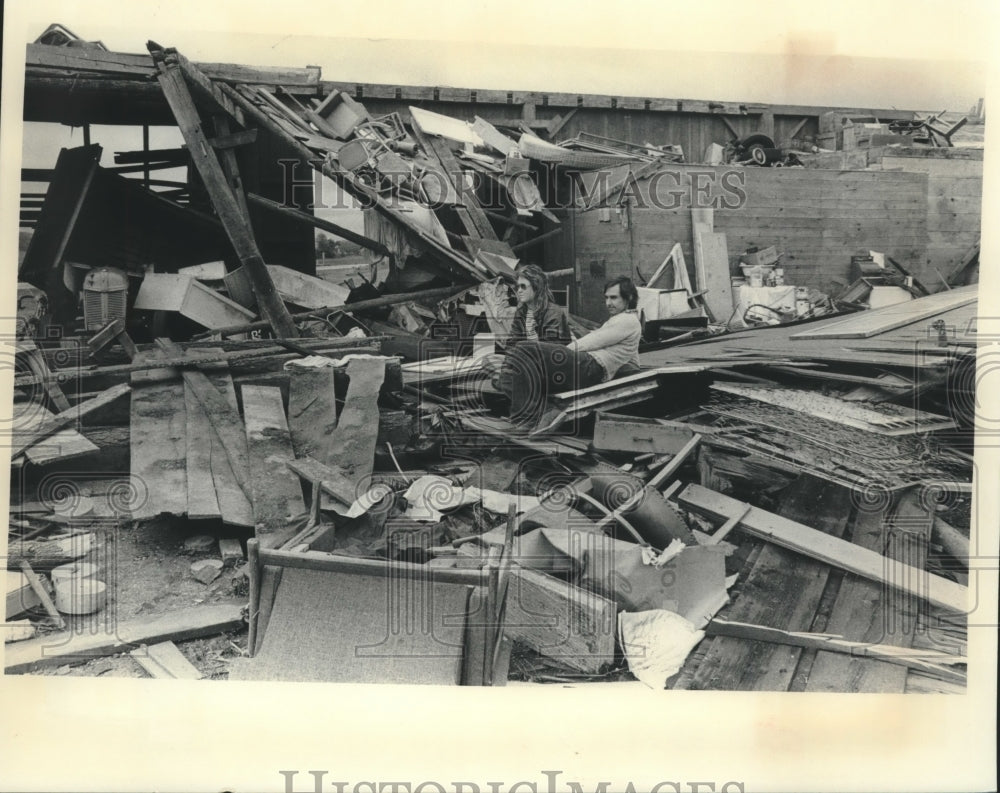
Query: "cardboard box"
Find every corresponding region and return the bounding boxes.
[739,246,779,268]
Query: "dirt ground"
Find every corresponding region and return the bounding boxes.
[18,514,250,679]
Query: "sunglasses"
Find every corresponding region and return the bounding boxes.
[515,283,531,291]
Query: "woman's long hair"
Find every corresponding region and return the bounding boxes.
[516,263,554,310]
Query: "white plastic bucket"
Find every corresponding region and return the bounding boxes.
[50,562,99,586]
[53,577,107,615]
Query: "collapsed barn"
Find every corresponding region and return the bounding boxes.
[5,27,982,691]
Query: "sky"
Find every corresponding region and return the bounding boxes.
[2,0,992,109]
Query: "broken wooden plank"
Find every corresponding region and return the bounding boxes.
[646,243,692,292]
[711,382,956,436]
[183,372,220,520]
[14,339,376,388]
[241,385,306,538]
[286,456,357,511]
[806,492,933,693]
[677,476,852,691]
[591,413,696,455]
[694,231,734,324]
[707,618,966,684]
[677,484,967,613]
[287,367,339,463]
[18,561,64,630]
[4,535,93,572]
[503,566,616,674]
[329,357,386,481]
[6,571,42,620]
[19,340,70,411]
[10,383,130,458]
[181,353,252,524]
[174,347,250,524]
[790,286,977,340]
[148,43,298,338]
[10,402,99,467]
[155,340,253,508]
[210,374,254,528]
[5,602,244,673]
[130,640,205,679]
[129,349,188,520]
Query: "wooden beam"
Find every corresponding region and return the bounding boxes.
[241,385,307,538]
[417,131,498,242]
[9,383,130,458]
[211,115,252,221]
[129,350,187,520]
[16,337,378,388]
[286,456,356,509]
[189,284,458,339]
[804,494,930,693]
[677,484,968,613]
[258,547,488,586]
[18,562,65,630]
[148,43,298,339]
[5,603,244,674]
[247,192,389,255]
[706,619,966,685]
[27,43,321,87]
[154,339,253,506]
[592,414,697,455]
[131,641,205,679]
[223,83,487,283]
[675,476,853,691]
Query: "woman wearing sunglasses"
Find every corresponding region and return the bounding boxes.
[481,264,570,391]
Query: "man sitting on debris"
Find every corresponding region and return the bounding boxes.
[482,263,571,392]
[505,275,642,434]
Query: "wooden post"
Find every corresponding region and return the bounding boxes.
[148,44,299,339]
[247,538,260,657]
[142,125,150,190]
[19,561,65,631]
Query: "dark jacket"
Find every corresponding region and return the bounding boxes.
[505,300,571,348]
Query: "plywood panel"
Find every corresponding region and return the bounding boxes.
[129,350,187,519]
[241,385,306,536]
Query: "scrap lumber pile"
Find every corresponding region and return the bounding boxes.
[7,36,979,691]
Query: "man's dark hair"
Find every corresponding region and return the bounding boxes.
[604,276,638,309]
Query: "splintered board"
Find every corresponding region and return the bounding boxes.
[10,402,98,467]
[5,602,245,674]
[241,385,306,536]
[287,367,339,463]
[710,382,956,436]
[182,352,253,526]
[790,285,977,340]
[677,476,853,691]
[805,493,933,693]
[694,231,735,324]
[129,349,187,519]
[677,484,967,613]
[329,357,385,480]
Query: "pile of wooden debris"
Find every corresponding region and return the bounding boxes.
[6,37,975,691]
